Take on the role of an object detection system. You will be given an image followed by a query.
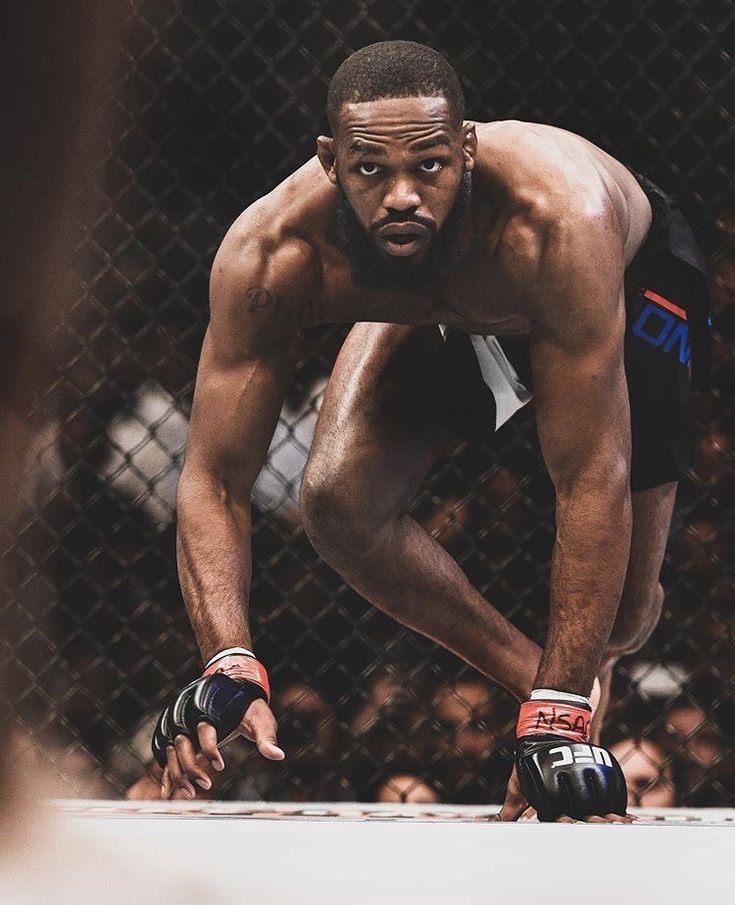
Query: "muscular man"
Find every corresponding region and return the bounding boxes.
[150,42,709,820]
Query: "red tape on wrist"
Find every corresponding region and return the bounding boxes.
[203,654,270,703]
[516,700,591,742]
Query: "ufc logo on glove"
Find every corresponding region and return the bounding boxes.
[545,744,614,769]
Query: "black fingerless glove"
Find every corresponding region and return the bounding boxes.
[152,652,270,767]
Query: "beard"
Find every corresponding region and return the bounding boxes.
[334,172,472,291]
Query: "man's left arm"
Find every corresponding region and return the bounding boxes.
[530,202,632,697]
[502,197,635,822]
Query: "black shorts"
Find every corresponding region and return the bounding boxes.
[443,175,711,492]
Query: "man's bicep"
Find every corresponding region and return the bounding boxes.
[531,294,631,490]
[183,326,289,500]
[181,229,309,498]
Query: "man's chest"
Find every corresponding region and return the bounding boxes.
[320,257,533,336]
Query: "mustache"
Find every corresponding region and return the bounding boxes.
[371,212,436,232]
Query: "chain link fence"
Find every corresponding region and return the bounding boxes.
[3,0,734,806]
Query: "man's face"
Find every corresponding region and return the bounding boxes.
[319,96,475,284]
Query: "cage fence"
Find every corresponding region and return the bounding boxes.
[1,0,734,807]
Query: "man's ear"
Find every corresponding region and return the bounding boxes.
[462,122,477,173]
[316,136,338,184]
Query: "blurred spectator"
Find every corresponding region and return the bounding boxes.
[252,377,328,526]
[665,701,725,770]
[101,370,328,535]
[609,738,676,808]
[346,667,436,799]
[431,678,514,804]
[376,773,439,804]
[244,682,352,801]
[12,726,116,799]
[662,700,731,805]
[433,678,504,761]
[103,379,188,526]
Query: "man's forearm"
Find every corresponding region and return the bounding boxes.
[536,475,632,696]
[176,470,254,663]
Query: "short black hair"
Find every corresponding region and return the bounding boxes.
[327,41,465,132]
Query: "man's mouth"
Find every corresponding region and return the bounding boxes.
[376,222,431,257]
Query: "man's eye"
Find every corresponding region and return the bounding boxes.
[358,162,380,176]
[419,159,442,173]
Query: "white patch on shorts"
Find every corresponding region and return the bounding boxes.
[439,326,533,430]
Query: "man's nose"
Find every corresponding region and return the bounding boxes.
[382,176,421,214]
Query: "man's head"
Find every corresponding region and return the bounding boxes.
[317,42,476,287]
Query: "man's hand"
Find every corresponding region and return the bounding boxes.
[494,765,534,821]
[152,651,284,799]
[515,734,627,821]
[158,697,284,799]
[511,693,629,822]
[495,682,632,823]
[494,765,632,822]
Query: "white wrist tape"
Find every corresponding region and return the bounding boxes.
[205,647,255,670]
[530,687,591,708]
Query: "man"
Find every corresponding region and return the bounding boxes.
[150,41,710,820]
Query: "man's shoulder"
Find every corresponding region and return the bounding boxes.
[474,123,618,272]
[214,157,331,290]
[478,121,613,215]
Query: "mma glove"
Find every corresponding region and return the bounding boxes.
[514,690,627,822]
[152,648,270,767]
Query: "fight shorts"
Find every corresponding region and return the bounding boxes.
[442,174,711,492]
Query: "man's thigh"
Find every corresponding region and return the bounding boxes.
[305,323,456,518]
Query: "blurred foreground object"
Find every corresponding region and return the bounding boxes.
[0,3,198,902]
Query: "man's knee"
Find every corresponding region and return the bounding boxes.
[300,462,382,562]
[605,581,665,663]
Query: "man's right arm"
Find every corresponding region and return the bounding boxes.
[158,229,317,796]
[177,271,290,664]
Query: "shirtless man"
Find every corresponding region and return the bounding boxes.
[150,41,709,821]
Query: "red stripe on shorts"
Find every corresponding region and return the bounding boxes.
[643,288,687,321]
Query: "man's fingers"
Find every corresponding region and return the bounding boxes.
[242,700,285,761]
[160,765,171,799]
[494,799,526,822]
[165,742,195,799]
[493,792,528,822]
[258,739,286,760]
[492,766,527,822]
[519,806,538,821]
[174,734,211,790]
[553,813,631,824]
[163,747,181,798]
[583,814,628,824]
[197,722,224,772]
[171,786,197,800]
[161,760,175,799]
[604,813,634,823]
